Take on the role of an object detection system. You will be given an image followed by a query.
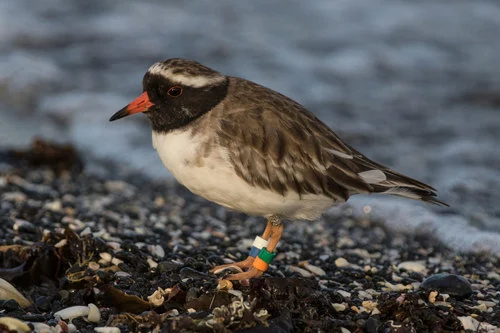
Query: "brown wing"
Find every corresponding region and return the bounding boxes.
[216,77,447,206]
[216,78,375,202]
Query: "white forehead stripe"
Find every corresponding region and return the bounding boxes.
[148,63,225,88]
[148,63,167,75]
[166,71,225,88]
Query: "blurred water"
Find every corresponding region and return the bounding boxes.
[1,0,499,254]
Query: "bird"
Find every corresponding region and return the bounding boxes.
[109,58,447,281]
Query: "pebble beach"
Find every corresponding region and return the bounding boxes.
[0,141,499,332]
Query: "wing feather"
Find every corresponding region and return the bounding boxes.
[216,78,370,202]
[215,77,446,206]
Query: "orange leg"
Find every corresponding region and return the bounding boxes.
[211,215,284,281]
[210,219,273,274]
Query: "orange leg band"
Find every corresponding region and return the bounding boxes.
[252,257,269,272]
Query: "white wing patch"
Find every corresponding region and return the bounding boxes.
[358,169,387,184]
[325,148,353,159]
[148,63,225,88]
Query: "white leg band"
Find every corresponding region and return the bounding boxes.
[253,236,269,249]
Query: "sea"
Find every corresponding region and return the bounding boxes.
[1,0,499,255]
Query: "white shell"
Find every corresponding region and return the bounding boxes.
[0,278,31,308]
[54,305,89,320]
[87,303,101,323]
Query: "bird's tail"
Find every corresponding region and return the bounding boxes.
[364,169,448,206]
[347,151,448,206]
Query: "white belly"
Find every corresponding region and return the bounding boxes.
[152,130,335,220]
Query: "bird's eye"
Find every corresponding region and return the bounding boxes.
[167,86,183,97]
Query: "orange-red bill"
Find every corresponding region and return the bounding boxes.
[109,92,155,121]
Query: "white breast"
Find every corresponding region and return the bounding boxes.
[152,130,335,220]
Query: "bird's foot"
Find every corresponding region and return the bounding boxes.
[225,267,263,281]
[211,256,265,282]
[210,256,255,275]
[211,220,283,282]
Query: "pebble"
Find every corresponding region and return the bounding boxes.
[30,322,52,333]
[397,261,427,275]
[62,217,86,229]
[104,180,136,197]
[335,257,362,270]
[94,327,121,333]
[191,230,212,240]
[299,261,326,276]
[147,257,158,268]
[9,175,56,197]
[148,244,165,258]
[336,290,351,299]
[335,258,349,268]
[13,219,37,234]
[44,200,62,212]
[80,227,92,236]
[166,309,180,317]
[289,266,312,277]
[427,256,442,265]
[217,279,233,291]
[357,290,374,300]
[107,242,122,251]
[336,236,355,248]
[58,321,69,332]
[2,191,27,202]
[382,281,413,292]
[472,303,488,312]
[420,273,473,298]
[361,300,377,312]
[157,261,183,273]
[99,252,113,263]
[458,316,483,331]
[111,257,123,265]
[114,271,131,278]
[0,317,31,333]
[428,291,438,303]
[88,303,101,323]
[54,239,67,248]
[332,303,346,312]
[88,262,100,271]
[348,248,380,259]
[391,273,403,282]
[477,300,497,308]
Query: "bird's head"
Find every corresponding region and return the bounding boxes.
[110,58,229,132]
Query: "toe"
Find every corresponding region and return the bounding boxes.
[226,267,263,281]
[211,264,244,275]
[210,256,255,274]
